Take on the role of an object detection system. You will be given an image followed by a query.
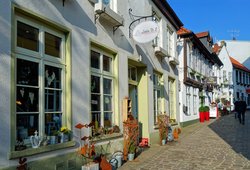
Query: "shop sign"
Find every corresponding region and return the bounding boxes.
[206,76,217,85]
[132,21,159,43]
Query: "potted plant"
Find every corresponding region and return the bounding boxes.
[59,126,71,143]
[204,106,210,121]
[199,106,205,122]
[128,141,136,161]
[50,130,59,144]
[161,132,167,145]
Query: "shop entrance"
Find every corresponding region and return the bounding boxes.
[129,84,138,120]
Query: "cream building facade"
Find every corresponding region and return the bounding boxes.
[0,0,182,169]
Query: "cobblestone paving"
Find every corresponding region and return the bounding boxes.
[119,111,250,170]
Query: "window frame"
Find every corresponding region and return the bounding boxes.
[153,72,163,125]
[14,15,67,149]
[90,48,114,131]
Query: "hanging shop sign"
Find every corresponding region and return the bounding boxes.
[132,21,159,43]
[206,76,217,85]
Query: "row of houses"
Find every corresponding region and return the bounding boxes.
[0,0,249,169]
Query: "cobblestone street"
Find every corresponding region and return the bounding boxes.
[119,111,250,170]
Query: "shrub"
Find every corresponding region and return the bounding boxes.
[204,106,210,112]
[199,106,205,112]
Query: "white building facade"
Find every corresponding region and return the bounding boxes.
[177,28,223,126]
[0,0,183,169]
[214,41,250,109]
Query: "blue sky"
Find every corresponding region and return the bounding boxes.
[167,0,250,42]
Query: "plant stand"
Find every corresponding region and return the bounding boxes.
[157,114,168,145]
[123,117,139,161]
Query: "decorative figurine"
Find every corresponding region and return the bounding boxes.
[30,130,42,148]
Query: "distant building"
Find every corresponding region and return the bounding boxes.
[214,41,250,108]
[177,28,223,126]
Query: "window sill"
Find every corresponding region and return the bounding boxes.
[8,140,76,160]
[92,133,123,143]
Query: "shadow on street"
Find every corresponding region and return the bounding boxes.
[208,110,250,160]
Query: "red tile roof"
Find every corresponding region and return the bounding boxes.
[196,31,209,38]
[229,56,250,72]
[213,43,220,53]
[177,27,191,35]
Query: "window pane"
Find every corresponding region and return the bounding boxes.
[131,67,137,81]
[103,78,112,94]
[16,87,39,112]
[17,59,38,86]
[91,75,100,93]
[45,113,62,135]
[92,112,101,130]
[103,55,112,72]
[45,32,61,58]
[45,65,61,88]
[104,112,112,128]
[17,21,39,51]
[91,94,100,111]
[104,95,112,111]
[91,50,100,69]
[45,89,61,112]
[16,114,39,141]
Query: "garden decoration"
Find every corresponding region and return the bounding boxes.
[75,122,96,162]
[167,126,173,142]
[30,130,42,148]
[16,157,28,170]
[173,127,181,141]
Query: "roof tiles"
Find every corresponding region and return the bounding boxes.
[229,56,250,72]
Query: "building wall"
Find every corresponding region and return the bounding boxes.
[217,46,234,107]
[224,40,250,69]
[0,0,12,167]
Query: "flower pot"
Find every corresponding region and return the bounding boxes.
[50,136,57,144]
[60,133,69,143]
[128,153,135,161]
[161,139,166,145]
[199,112,205,122]
[115,155,123,167]
[205,111,210,121]
[109,158,118,168]
[82,162,99,170]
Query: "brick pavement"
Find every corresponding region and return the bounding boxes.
[119,111,250,170]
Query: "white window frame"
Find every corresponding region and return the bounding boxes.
[167,25,174,57]
[186,86,191,116]
[153,72,163,125]
[90,48,114,130]
[14,15,66,144]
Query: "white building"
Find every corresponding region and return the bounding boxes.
[214,41,250,108]
[0,0,183,169]
[177,28,223,126]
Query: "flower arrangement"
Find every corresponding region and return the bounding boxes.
[60,126,71,134]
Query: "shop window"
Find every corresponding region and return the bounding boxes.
[45,32,62,58]
[91,49,114,132]
[15,16,67,149]
[128,65,137,82]
[17,21,39,52]
[153,73,163,124]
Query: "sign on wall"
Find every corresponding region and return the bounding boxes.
[132,21,159,44]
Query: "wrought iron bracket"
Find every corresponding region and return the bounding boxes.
[128,8,156,38]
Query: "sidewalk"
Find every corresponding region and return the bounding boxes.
[118,112,250,169]
[118,119,215,170]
